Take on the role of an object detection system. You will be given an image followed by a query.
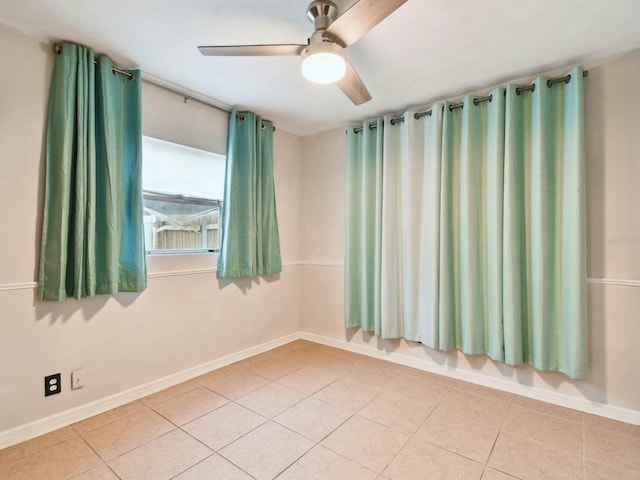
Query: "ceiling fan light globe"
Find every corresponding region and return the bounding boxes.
[302,52,346,84]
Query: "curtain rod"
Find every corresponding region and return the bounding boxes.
[52,43,275,131]
[351,70,589,134]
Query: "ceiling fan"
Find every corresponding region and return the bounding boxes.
[198,0,408,106]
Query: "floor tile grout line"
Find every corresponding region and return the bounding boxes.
[150,393,231,428]
[179,402,269,453]
[72,435,122,480]
[0,427,80,470]
[96,426,180,466]
[140,380,201,409]
[484,398,514,470]
[71,402,148,437]
[508,402,585,426]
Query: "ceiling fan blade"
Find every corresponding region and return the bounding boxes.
[198,44,307,56]
[337,57,372,105]
[323,0,408,47]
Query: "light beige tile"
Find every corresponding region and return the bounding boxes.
[585,414,640,437]
[0,437,101,480]
[488,432,583,479]
[278,365,342,394]
[481,468,521,480]
[71,464,119,479]
[502,404,583,453]
[248,356,304,380]
[387,374,450,406]
[74,401,146,435]
[453,380,517,403]
[322,416,409,473]
[109,429,211,480]
[343,367,399,392]
[173,454,253,480]
[275,396,353,442]
[347,356,397,376]
[82,409,174,460]
[152,386,228,425]
[182,402,266,451]
[302,354,351,375]
[203,372,270,399]
[414,409,499,463]
[313,378,379,413]
[397,366,456,387]
[585,426,640,472]
[236,382,306,418]
[278,445,377,480]
[383,438,483,480]
[220,421,314,480]
[0,426,78,467]
[586,460,640,479]
[140,381,198,409]
[510,395,583,424]
[438,388,510,427]
[358,393,432,435]
[194,363,246,388]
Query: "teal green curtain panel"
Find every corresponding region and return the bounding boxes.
[345,67,587,379]
[39,42,146,301]
[502,67,587,378]
[217,108,282,279]
[439,90,506,359]
[345,119,384,333]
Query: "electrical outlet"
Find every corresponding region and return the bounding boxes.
[71,369,85,390]
[44,373,61,397]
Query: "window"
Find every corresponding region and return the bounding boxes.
[142,136,225,254]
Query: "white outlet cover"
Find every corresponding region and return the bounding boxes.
[71,369,85,390]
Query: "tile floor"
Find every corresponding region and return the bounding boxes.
[1,340,639,480]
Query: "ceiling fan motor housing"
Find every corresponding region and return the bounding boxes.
[307,0,339,31]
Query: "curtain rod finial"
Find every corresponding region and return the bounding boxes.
[53,43,63,55]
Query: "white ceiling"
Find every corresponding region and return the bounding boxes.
[2,0,640,135]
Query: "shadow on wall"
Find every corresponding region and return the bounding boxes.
[32,291,143,325]
[32,40,56,287]
[217,273,281,294]
[345,322,607,403]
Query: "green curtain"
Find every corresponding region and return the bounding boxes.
[217,108,282,279]
[439,89,506,360]
[39,42,146,301]
[345,119,383,333]
[503,67,587,378]
[345,68,587,379]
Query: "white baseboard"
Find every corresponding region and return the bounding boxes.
[2,329,638,450]
[299,332,640,426]
[0,332,300,450]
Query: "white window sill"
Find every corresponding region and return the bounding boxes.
[146,251,219,278]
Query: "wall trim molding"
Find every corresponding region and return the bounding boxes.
[291,261,345,268]
[587,277,640,287]
[0,332,300,450]
[0,281,38,292]
[299,332,640,426]
[0,261,307,290]
[293,263,640,287]
[4,267,638,291]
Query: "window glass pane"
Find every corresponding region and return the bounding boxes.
[142,136,225,253]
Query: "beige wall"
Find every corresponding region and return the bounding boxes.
[0,24,302,432]
[300,50,640,412]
